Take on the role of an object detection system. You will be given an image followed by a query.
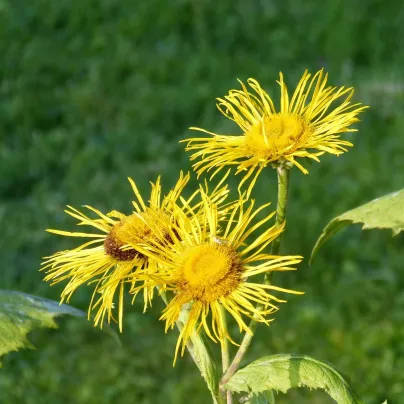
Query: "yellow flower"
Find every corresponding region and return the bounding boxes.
[132,192,303,361]
[184,69,368,194]
[41,172,211,331]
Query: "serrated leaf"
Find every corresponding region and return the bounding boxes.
[310,188,404,264]
[225,354,364,404]
[0,290,84,364]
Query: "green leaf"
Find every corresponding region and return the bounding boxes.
[225,354,364,404]
[177,304,221,403]
[189,331,221,403]
[249,391,276,404]
[310,188,404,264]
[0,290,84,365]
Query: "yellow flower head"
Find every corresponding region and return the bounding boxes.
[132,192,303,361]
[41,172,203,331]
[184,69,368,193]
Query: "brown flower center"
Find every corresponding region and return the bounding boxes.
[104,221,141,261]
[104,212,169,262]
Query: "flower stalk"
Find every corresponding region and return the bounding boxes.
[219,308,233,404]
[269,164,290,256]
[220,164,291,389]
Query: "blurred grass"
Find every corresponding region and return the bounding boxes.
[1,0,404,403]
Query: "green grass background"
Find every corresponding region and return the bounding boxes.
[1,0,404,403]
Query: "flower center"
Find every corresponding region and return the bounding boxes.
[245,114,312,159]
[180,242,242,302]
[104,211,167,261]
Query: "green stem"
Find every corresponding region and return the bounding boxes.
[221,338,230,373]
[160,292,223,403]
[220,165,291,388]
[219,308,233,404]
[226,389,233,404]
[269,165,290,256]
[219,327,256,388]
[220,308,230,374]
[188,329,224,404]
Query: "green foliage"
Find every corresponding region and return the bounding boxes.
[0,290,83,364]
[225,354,364,404]
[0,0,404,403]
[189,333,221,403]
[311,188,404,263]
[249,391,276,404]
[177,307,221,403]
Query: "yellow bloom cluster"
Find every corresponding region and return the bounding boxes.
[42,69,366,359]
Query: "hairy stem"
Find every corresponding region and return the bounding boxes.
[220,311,230,374]
[220,165,291,388]
[221,338,230,374]
[221,337,233,404]
[269,165,290,256]
[219,308,233,404]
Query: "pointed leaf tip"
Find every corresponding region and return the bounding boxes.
[310,188,404,264]
[0,290,84,365]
